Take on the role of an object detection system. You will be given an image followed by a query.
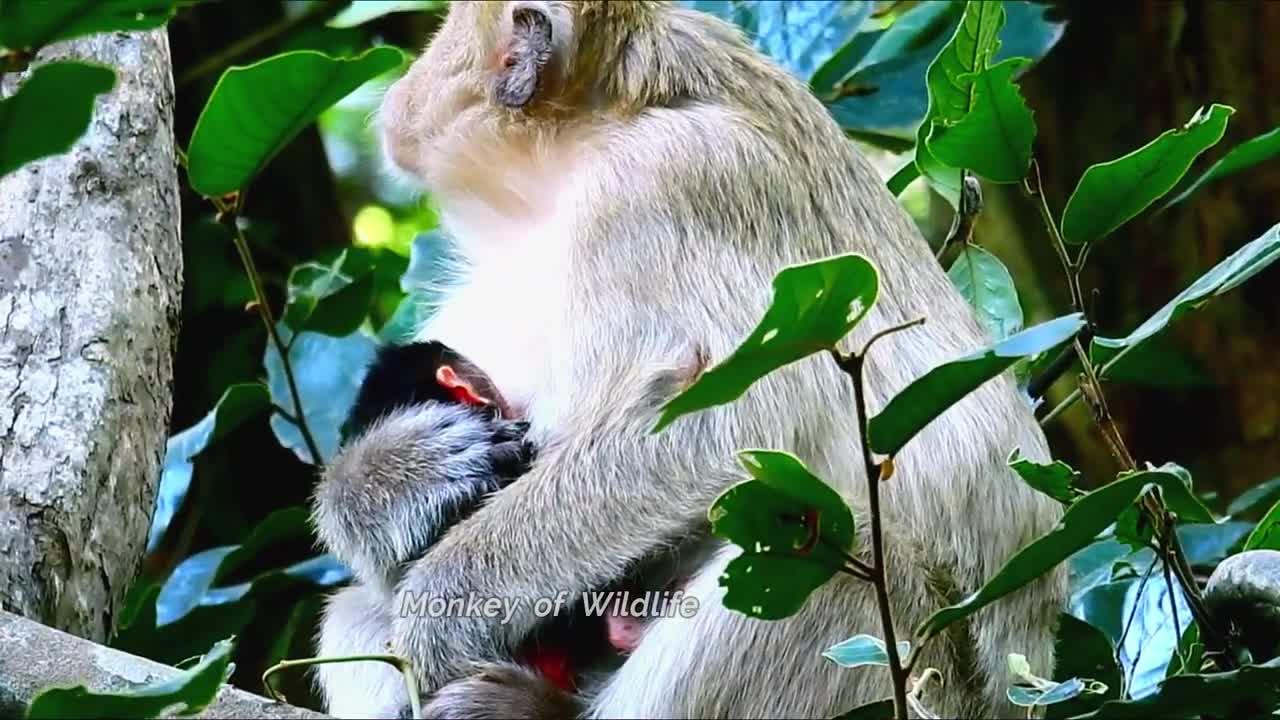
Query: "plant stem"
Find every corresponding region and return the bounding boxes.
[832,347,909,720]
[224,213,324,465]
[262,654,421,719]
[177,0,352,88]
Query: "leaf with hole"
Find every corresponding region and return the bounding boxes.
[1092,223,1280,372]
[709,450,855,620]
[917,467,1190,640]
[947,244,1024,342]
[654,254,878,432]
[823,634,911,669]
[868,314,1084,457]
[0,0,175,51]
[26,638,233,720]
[1160,126,1280,211]
[1060,104,1234,245]
[927,56,1036,183]
[0,61,114,179]
[148,384,270,553]
[187,47,405,197]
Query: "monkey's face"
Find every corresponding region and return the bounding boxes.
[378,1,579,197]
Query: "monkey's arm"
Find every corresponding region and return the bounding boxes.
[312,402,533,597]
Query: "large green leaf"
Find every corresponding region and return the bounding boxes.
[0,61,114,179]
[1060,104,1235,245]
[0,0,175,51]
[1071,657,1280,719]
[867,314,1085,457]
[709,450,855,620]
[1045,614,1122,719]
[26,638,233,720]
[1091,223,1280,371]
[147,384,270,553]
[187,47,405,197]
[264,325,379,464]
[327,0,443,29]
[1244,497,1280,551]
[927,56,1036,183]
[947,244,1024,342]
[917,468,1192,640]
[1160,126,1280,210]
[654,254,878,433]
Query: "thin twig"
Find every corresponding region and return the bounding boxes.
[177,0,352,88]
[1038,385,1082,427]
[262,654,422,720]
[221,211,324,465]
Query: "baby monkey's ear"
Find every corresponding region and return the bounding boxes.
[494,2,556,108]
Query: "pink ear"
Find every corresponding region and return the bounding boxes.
[494,4,553,108]
[436,365,494,408]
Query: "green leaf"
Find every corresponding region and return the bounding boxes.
[327,0,443,29]
[147,383,270,553]
[886,161,920,197]
[917,467,1187,640]
[654,254,878,433]
[187,47,405,197]
[829,699,894,720]
[709,450,855,620]
[0,0,175,51]
[1244,497,1280,551]
[26,638,233,720]
[927,56,1036,183]
[947,244,1024,342]
[1165,624,1203,678]
[1070,657,1280,719]
[0,61,115,179]
[868,313,1085,456]
[1101,334,1213,390]
[264,325,379,464]
[1160,126,1280,211]
[823,634,910,669]
[1045,614,1121,719]
[1007,652,1104,709]
[1229,477,1280,518]
[283,251,377,337]
[1060,104,1235,245]
[1007,448,1081,506]
[1091,223,1280,371]
[1114,465,1215,550]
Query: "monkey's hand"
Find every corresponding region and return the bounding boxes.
[312,402,534,597]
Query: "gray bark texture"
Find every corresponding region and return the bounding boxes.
[0,609,329,719]
[0,30,182,642]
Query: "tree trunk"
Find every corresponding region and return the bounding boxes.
[0,30,182,642]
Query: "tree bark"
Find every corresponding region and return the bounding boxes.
[0,609,328,719]
[0,31,182,642]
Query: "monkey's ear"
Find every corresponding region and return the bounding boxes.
[494,3,554,108]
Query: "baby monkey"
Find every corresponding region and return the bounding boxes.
[337,341,658,693]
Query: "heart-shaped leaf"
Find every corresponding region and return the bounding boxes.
[1060,104,1235,246]
[709,450,855,620]
[1091,223,1280,372]
[947,244,1024,342]
[655,254,878,432]
[187,47,405,197]
[148,383,270,552]
[868,314,1085,457]
[823,634,911,669]
[26,638,234,720]
[927,56,1036,183]
[1160,126,1280,211]
[0,0,175,51]
[0,61,115,179]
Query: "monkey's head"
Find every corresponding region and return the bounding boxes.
[378,1,671,198]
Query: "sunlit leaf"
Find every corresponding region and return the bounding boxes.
[868,314,1085,456]
[26,638,233,720]
[1160,126,1280,210]
[1060,104,1235,246]
[947,244,1024,342]
[327,0,443,29]
[927,56,1036,183]
[0,62,114,179]
[187,47,405,196]
[148,384,270,552]
[655,254,878,432]
[1092,223,1280,372]
[0,0,175,51]
[823,634,910,669]
[710,450,855,620]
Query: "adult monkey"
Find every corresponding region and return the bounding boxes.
[313,1,1067,717]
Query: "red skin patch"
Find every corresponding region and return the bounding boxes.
[436,365,493,408]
